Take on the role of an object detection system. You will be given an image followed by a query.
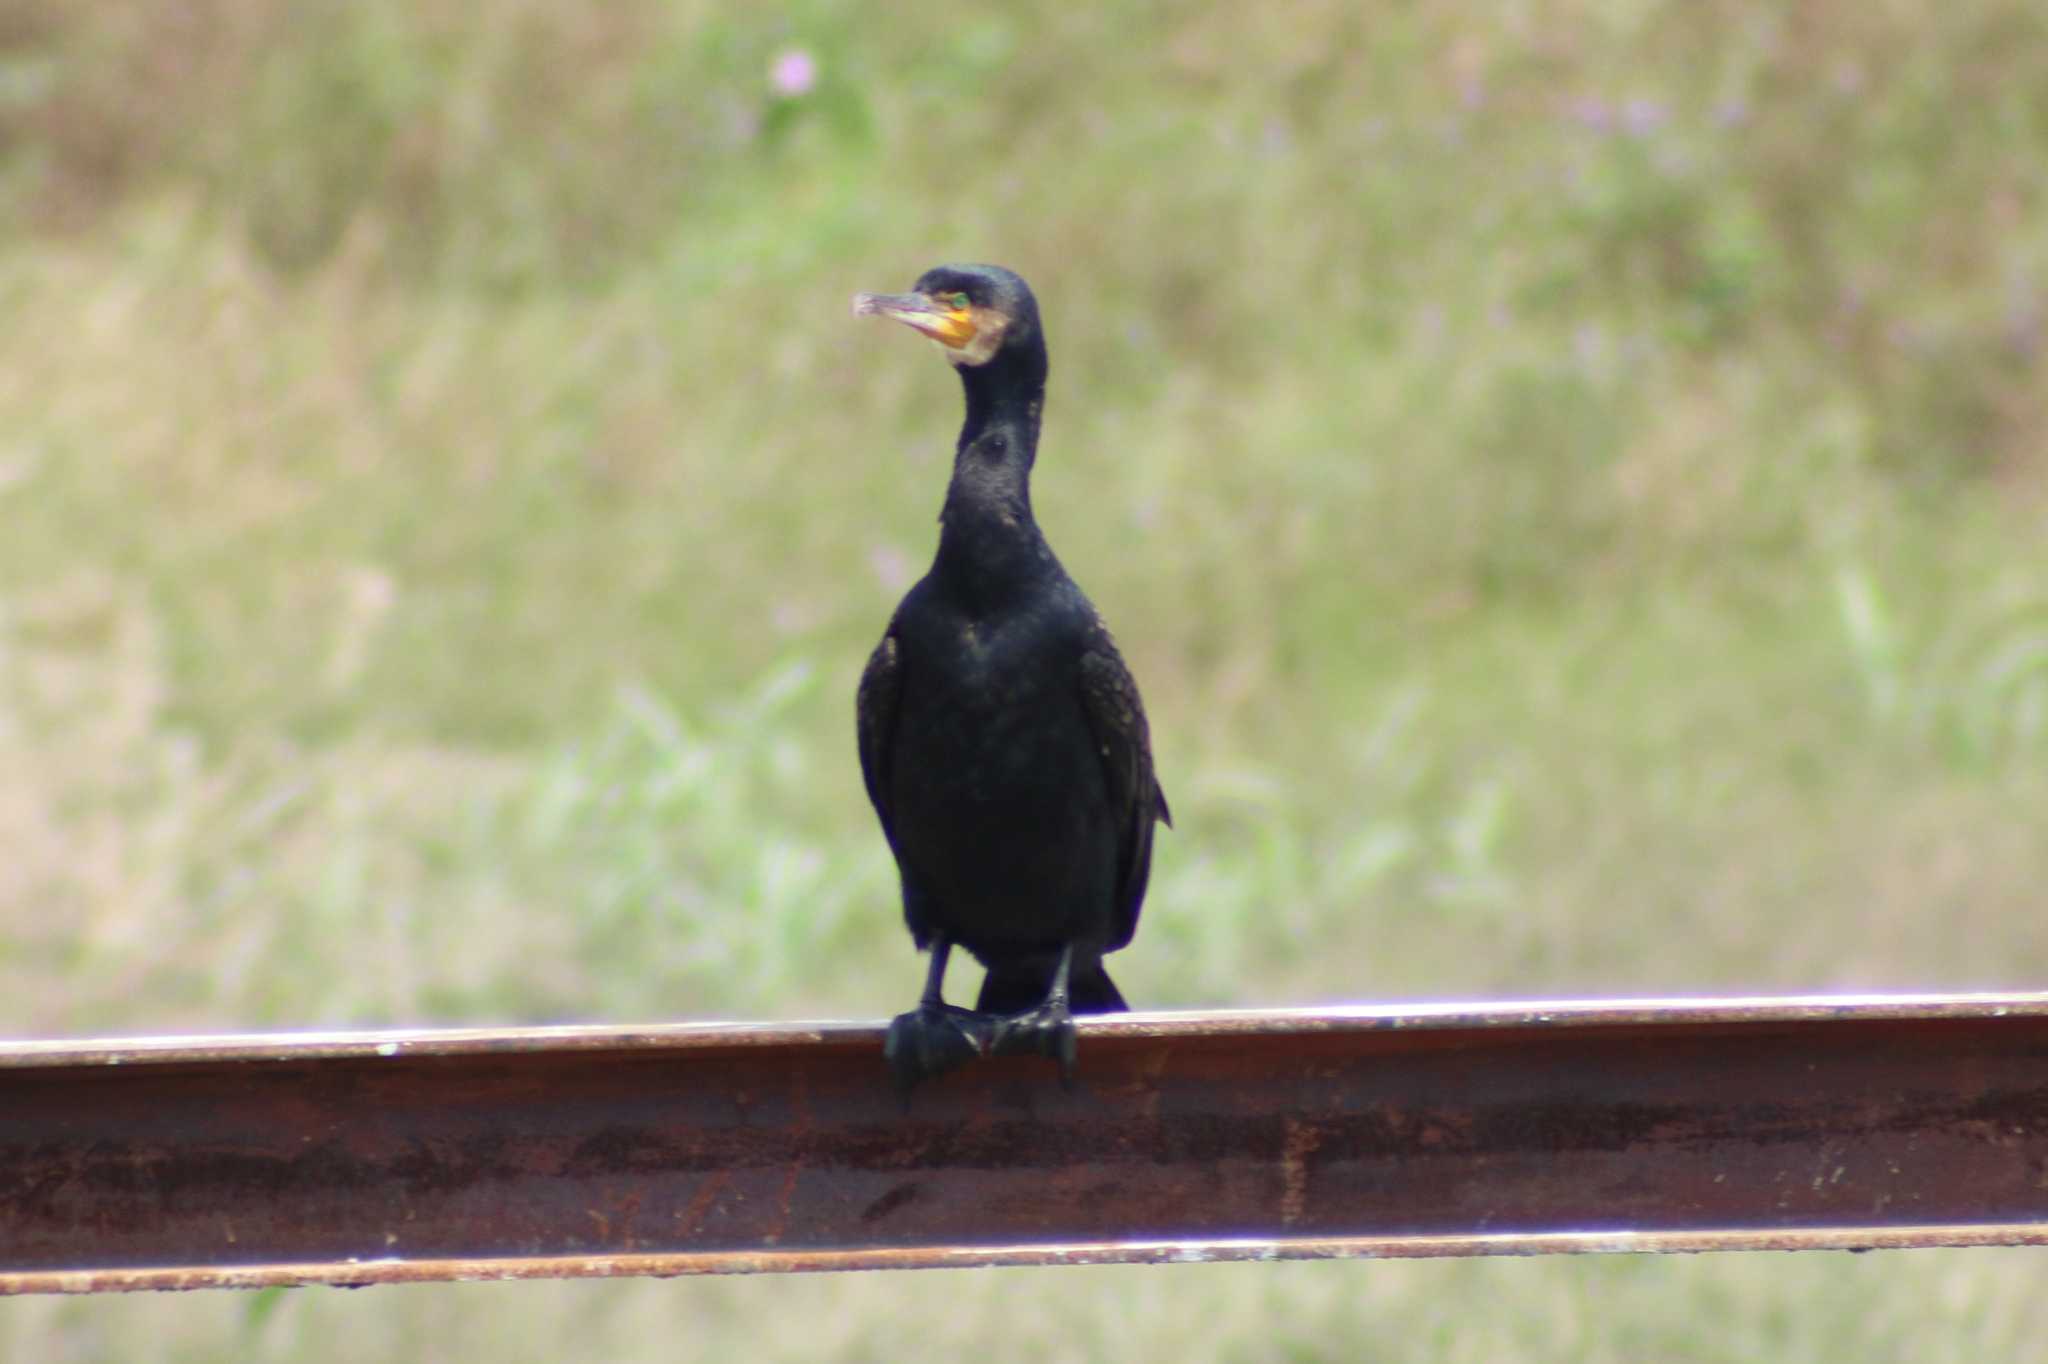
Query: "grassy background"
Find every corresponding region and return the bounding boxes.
[3,1,2047,1358]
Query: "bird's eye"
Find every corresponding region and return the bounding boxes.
[947,292,969,310]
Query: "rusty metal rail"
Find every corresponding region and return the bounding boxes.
[2,993,2046,1294]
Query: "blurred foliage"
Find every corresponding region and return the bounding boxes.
[2,1,2047,1360]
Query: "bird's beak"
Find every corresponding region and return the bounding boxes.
[851,290,978,349]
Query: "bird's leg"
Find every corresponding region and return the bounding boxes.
[883,938,992,1095]
[988,943,1080,1087]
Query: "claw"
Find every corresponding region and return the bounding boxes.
[884,1003,992,1098]
[988,1001,1079,1089]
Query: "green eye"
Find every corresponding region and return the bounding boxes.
[948,292,969,310]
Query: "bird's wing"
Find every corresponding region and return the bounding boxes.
[1078,627,1171,952]
[856,625,905,849]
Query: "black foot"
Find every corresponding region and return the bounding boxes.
[989,998,1079,1088]
[884,1003,993,1096]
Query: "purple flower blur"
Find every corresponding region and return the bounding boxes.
[1564,95,1671,139]
[770,48,817,98]
[1621,98,1668,138]
[1566,96,1614,134]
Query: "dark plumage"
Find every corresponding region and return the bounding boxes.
[852,264,1170,1088]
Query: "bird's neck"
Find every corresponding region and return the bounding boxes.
[958,356,1044,449]
[934,363,1054,607]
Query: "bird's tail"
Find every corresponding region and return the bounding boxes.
[977,958,1128,1015]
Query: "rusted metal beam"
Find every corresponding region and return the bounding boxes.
[1,994,2045,1294]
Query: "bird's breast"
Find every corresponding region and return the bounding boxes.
[891,609,1097,808]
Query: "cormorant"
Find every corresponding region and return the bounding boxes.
[852,264,1171,1091]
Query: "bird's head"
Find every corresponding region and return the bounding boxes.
[853,264,1041,369]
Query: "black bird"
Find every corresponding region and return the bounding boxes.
[852,265,1171,1089]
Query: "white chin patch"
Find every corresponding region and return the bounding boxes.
[946,307,1011,367]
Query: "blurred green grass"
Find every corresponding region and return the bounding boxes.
[2,1,2047,1359]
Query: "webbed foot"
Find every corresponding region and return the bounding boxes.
[884,1003,993,1096]
[988,997,1079,1088]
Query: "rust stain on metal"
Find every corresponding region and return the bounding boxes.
[675,1171,730,1240]
[1280,1118,1321,1228]
[0,994,2043,1294]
